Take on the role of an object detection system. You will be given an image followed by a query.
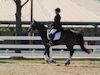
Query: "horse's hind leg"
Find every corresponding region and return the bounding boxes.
[65,45,75,65]
[78,37,93,54]
[78,34,93,54]
[80,44,93,54]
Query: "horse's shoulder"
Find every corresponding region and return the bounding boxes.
[63,29,70,33]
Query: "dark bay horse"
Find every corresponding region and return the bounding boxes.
[28,20,93,65]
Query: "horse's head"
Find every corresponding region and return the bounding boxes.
[28,20,47,32]
[31,20,37,29]
[28,20,37,32]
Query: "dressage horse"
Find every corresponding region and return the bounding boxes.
[28,20,93,65]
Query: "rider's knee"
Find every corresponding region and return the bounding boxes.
[50,29,57,34]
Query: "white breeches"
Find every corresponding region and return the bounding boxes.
[50,29,57,34]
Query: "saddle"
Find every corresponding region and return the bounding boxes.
[47,29,61,41]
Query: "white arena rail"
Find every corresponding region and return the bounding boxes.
[0,44,99,50]
[0,36,99,58]
[0,36,100,41]
[0,36,100,49]
[0,36,41,40]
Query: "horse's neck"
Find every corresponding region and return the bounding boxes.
[36,23,47,39]
[39,30,47,41]
[37,23,47,31]
[37,25,47,34]
[39,30,46,36]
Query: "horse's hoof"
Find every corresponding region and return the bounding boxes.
[42,62,46,64]
[56,64,61,66]
[65,61,71,66]
[87,49,94,54]
[65,63,70,66]
[43,62,50,64]
[43,60,50,64]
[91,49,94,52]
[51,60,56,64]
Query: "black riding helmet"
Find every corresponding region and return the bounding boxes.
[55,8,61,12]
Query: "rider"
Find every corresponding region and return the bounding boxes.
[49,8,63,45]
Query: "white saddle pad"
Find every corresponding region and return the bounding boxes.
[47,31,61,40]
[70,29,79,33]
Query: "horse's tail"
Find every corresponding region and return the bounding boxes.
[77,33,93,54]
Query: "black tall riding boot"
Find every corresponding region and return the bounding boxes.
[49,34,54,46]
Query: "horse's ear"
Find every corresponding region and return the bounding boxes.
[31,20,36,25]
[34,20,37,23]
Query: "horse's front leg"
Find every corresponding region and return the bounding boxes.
[44,46,56,64]
[44,46,51,64]
[65,46,75,65]
[49,47,56,64]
